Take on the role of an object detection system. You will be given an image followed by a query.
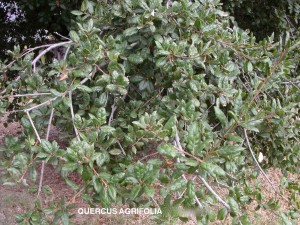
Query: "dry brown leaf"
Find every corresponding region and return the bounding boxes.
[59,69,69,81]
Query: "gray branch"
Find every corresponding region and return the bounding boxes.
[37,108,55,198]
[69,91,81,141]
[198,176,231,210]
[32,41,72,73]
[243,129,289,202]
[174,128,203,209]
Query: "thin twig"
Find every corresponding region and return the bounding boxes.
[68,181,92,204]
[243,129,289,202]
[151,197,161,210]
[108,100,117,126]
[26,111,42,142]
[174,129,203,209]
[198,176,231,210]
[117,141,126,155]
[140,152,159,161]
[69,91,80,141]
[54,32,71,41]
[37,108,55,198]
[25,96,58,112]
[225,172,238,181]
[63,45,71,61]
[32,41,72,72]
[12,93,52,97]
[24,77,90,112]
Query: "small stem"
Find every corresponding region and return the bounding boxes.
[108,100,117,126]
[25,111,41,142]
[12,93,52,97]
[174,128,203,209]
[32,41,72,73]
[140,152,159,161]
[117,141,126,155]
[63,45,71,61]
[37,108,55,198]
[24,77,90,112]
[69,91,80,141]
[243,129,289,202]
[54,32,71,41]
[198,176,231,210]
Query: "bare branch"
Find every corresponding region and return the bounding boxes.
[63,45,71,61]
[32,41,72,73]
[54,32,71,41]
[26,111,41,143]
[108,99,117,126]
[117,141,126,155]
[12,93,52,98]
[140,152,159,161]
[198,176,231,210]
[69,91,81,141]
[24,77,90,112]
[243,129,289,202]
[174,128,203,209]
[37,108,55,198]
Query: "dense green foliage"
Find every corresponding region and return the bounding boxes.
[0,0,300,224]
[1,0,299,59]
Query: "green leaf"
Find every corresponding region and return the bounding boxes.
[130,186,142,200]
[128,54,143,64]
[41,140,52,153]
[101,126,115,134]
[65,178,79,190]
[157,143,180,158]
[21,117,31,129]
[214,106,228,125]
[217,208,227,220]
[108,186,117,201]
[144,186,155,198]
[226,135,244,143]
[156,57,167,67]
[92,176,102,193]
[217,146,245,157]
[124,27,138,36]
[201,162,225,177]
[169,179,187,191]
[240,119,263,132]
[76,85,93,93]
[61,213,69,225]
[50,89,61,97]
[29,166,37,182]
[82,166,92,181]
[228,197,239,216]
[71,10,83,16]
[244,61,253,72]
[87,19,94,32]
[62,163,78,173]
[42,186,53,196]
[69,30,80,42]
[164,115,177,131]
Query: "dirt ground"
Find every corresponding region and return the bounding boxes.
[0,114,299,224]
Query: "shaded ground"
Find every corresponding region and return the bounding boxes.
[0,114,299,224]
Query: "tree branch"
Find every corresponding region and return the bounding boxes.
[198,176,231,210]
[37,108,55,198]
[32,41,72,73]
[243,129,289,202]
[69,91,80,141]
[174,128,203,209]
